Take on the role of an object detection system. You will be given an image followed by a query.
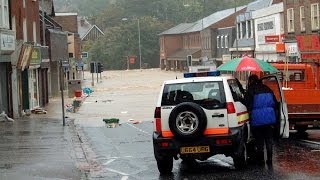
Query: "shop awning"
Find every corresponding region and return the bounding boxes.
[17,43,33,70]
[167,49,201,61]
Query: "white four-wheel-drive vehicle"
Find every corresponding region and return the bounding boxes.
[153,71,289,174]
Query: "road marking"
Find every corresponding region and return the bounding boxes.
[103,159,116,165]
[125,123,152,136]
[300,140,320,146]
[121,176,129,180]
[104,167,129,176]
[311,150,320,152]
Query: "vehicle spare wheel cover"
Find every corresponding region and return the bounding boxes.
[169,102,207,141]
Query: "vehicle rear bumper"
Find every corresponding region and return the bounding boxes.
[153,127,243,159]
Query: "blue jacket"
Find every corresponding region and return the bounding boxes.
[246,83,277,127]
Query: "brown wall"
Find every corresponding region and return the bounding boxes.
[284,0,320,40]
[53,15,78,33]
[11,0,40,43]
[160,35,183,60]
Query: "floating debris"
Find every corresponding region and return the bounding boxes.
[103,118,120,128]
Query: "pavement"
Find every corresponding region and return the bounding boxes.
[0,94,89,179]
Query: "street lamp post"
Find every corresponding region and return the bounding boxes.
[122,18,142,70]
[137,19,142,70]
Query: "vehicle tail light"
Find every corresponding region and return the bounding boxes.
[154,107,162,133]
[226,102,235,114]
[161,142,169,148]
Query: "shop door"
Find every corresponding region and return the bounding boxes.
[29,69,40,109]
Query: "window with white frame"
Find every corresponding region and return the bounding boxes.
[225,35,228,48]
[287,8,295,32]
[247,21,251,38]
[300,6,306,31]
[311,3,319,30]
[33,21,37,43]
[237,23,241,39]
[217,36,220,48]
[221,35,224,48]
[241,22,246,38]
[0,0,10,29]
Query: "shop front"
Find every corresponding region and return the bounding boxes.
[0,29,15,116]
[28,47,41,110]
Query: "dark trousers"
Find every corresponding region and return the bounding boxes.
[252,125,274,163]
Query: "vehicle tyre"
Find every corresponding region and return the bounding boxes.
[233,140,247,169]
[156,157,173,175]
[296,125,308,133]
[169,102,207,141]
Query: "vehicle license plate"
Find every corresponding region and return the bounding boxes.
[180,146,210,154]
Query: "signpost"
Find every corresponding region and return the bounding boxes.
[59,59,69,126]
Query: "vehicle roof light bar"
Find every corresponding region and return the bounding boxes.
[183,71,220,78]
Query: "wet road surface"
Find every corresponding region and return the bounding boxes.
[76,121,320,180]
[72,70,320,179]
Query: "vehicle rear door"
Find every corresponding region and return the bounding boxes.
[260,75,289,138]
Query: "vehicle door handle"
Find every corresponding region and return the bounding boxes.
[212,113,224,118]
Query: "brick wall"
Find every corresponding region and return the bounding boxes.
[284,0,320,40]
[10,0,40,43]
[53,15,78,33]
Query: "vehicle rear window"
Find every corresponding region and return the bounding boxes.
[161,81,226,110]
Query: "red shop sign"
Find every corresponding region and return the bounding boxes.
[265,35,280,43]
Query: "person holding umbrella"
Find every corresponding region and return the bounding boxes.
[245,74,277,166]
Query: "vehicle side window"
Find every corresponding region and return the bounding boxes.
[279,70,305,81]
[227,79,245,103]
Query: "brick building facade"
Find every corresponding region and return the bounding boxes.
[283,0,320,62]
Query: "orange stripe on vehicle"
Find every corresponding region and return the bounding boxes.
[237,112,249,124]
[204,128,229,135]
[162,130,174,137]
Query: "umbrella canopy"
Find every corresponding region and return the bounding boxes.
[217,56,279,73]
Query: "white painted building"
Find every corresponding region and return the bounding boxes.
[252,2,285,62]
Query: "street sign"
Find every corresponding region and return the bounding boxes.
[81,52,88,58]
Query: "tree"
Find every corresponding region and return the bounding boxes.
[90,17,173,70]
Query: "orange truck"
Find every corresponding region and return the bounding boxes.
[270,62,320,132]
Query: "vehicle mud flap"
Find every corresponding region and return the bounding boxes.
[168,102,207,142]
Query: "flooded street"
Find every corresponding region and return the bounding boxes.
[71,69,320,180]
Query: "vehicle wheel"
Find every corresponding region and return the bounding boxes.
[169,102,207,141]
[296,125,308,133]
[233,142,247,170]
[156,157,173,175]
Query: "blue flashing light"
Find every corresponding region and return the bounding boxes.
[184,71,220,78]
[207,71,220,76]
